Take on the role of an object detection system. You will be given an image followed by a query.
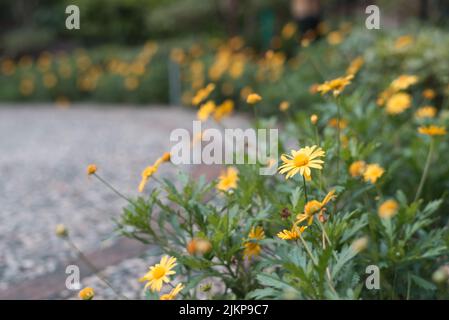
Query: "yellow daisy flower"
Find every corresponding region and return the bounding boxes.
[78,287,95,300]
[192,83,215,106]
[378,199,399,219]
[278,146,325,180]
[246,93,262,104]
[346,56,364,76]
[243,226,265,259]
[87,164,97,175]
[138,165,158,193]
[197,100,216,122]
[160,283,184,300]
[422,89,436,100]
[277,225,307,240]
[279,101,290,112]
[415,106,437,119]
[216,167,238,191]
[213,99,234,122]
[390,75,418,91]
[296,190,336,225]
[316,74,353,97]
[349,160,366,178]
[363,164,385,184]
[418,125,447,136]
[139,256,177,292]
[386,92,412,115]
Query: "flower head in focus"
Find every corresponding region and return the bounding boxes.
[139,255,177,292]
[278,146,325,180]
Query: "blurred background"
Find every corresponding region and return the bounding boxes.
[1,0,449,106]
[1,0,449,299]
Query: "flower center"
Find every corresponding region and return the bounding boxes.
[305,200,322,215]
[293,153,309,167]
[152,266,166,279]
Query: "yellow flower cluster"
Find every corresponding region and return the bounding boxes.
[349,161,385,184]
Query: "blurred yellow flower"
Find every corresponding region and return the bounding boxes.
[124,76,139,91]
[310,114,318,125]
[278,146,325,180]
[327,31,344,45]
[415,106,437,119]
[55,224,68,237]
[246,93,262,104]
[244,226,265,259]
[394,35,414,49]
[281,22,297,39]
[216,167,238,191]
[328,118,348,129]
[390,75,418,91]
[213,99,234,122]
[317,74,353,97]
[197,100,216,122]
[418,125,447,136]
[78,287,94,300]
[422,89,436,100]
[138,165,158,193]
[363,164,385,184]
[351,236,369,253]
[20,78,35,96]
[187,238,212,255]
[346,56,364,76]
[192,83,215,106]
[349,160,366,178]
[139,256,177,292]
[277,225,307,240]
[279,101,290,112]
[296,190,336,225]
[87,164,97,175]
[43,73,57,88]
[378,199,399,219]
[386,92,412,115]
[160,283,184,300]
[1,59,16,76]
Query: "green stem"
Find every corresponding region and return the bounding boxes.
[336,98,342,182]
[414,138,434,202]
[302,175,308,203]
[93,173,132,203]
[298,234,318,266]
[65,237,128,300]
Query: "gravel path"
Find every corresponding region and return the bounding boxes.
[0,105,200,291]
[0,104,249,299]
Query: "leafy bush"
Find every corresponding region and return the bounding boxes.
[87,24,449,298]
